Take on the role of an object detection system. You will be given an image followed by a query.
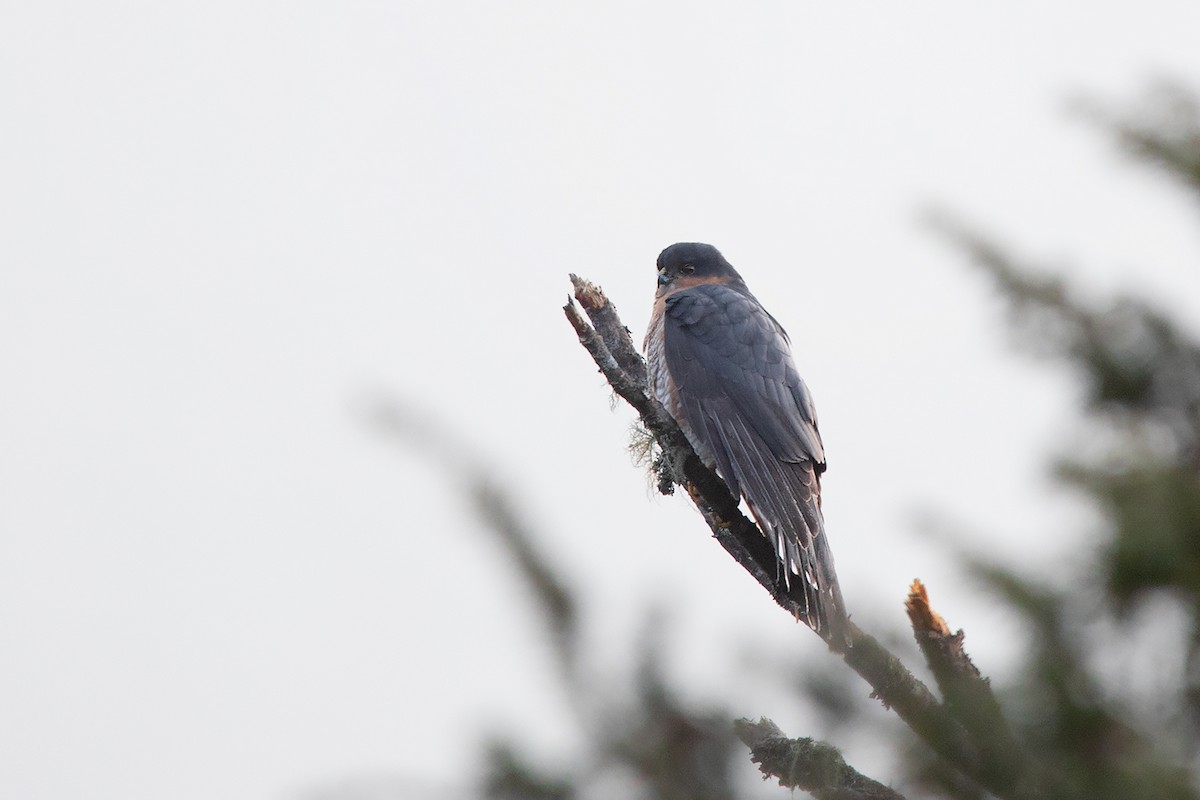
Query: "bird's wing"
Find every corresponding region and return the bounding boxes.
[663,283,825,479]
[663,283,847,642]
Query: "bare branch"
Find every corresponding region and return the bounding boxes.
[569,273,648,388]
[906,581,1048,797]
[906,581,1008,731]
[735,717,906,800]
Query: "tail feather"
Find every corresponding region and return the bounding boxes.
[714,414,850,647]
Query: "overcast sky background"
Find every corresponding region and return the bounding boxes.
[4,3,1200,799]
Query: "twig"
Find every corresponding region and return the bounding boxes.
[906,581,1017,751]
[735,717,907,800]
[906,580,1064,799]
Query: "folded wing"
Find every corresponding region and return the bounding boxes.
[663,283,847,642]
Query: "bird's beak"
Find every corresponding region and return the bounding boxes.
[657,270,671,287]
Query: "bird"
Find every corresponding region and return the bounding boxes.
[644,242,849,646]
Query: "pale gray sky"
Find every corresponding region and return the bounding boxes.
[3,3,1200,799]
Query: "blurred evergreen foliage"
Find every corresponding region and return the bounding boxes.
[919,80,1200,799]
[489,83,1200,799]
[378,82,1200,799]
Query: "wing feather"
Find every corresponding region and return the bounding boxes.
[664,283,847,642]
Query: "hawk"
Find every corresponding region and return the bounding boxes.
[645,242,849,645]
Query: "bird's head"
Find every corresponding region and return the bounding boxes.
[655,242,745,292]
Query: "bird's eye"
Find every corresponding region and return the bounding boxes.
[680,263,695,274]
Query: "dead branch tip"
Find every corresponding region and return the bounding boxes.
[906,578,952,637]
[570,274,608,310]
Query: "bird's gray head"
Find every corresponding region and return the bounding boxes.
[656,242,745,289]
